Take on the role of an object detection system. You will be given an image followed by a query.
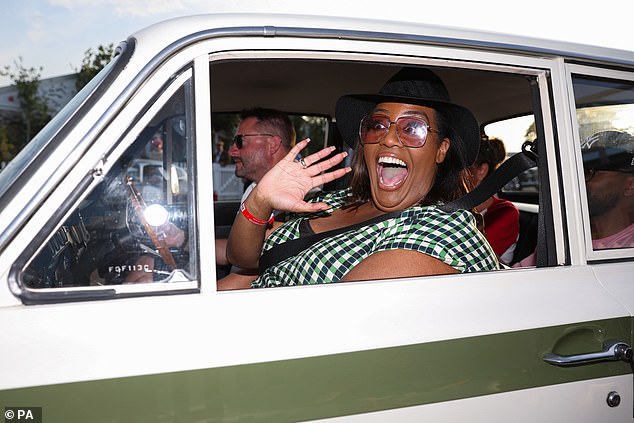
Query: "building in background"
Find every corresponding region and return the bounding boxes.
[0,73,76,118]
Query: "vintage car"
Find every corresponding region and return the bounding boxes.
[0,12,633,422]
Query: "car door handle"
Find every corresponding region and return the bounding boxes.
[543,340,633,366]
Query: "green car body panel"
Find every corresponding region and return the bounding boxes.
[2,318,630,422]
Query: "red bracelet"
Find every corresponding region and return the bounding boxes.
[240,202,274,225]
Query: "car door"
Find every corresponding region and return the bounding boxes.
[200,35,634,421]
[567,64,634,341]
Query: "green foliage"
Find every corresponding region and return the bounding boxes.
[0,58,52,152]
[75,44,115,91]
[0,44,114,162]
[211,113,241,136]
[524,121,536,142]
[0,124,14,163]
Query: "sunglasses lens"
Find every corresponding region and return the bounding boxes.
[360,116,389,144]
[397,117,428,147]
[360,115,429,147]
[234,135,243,149]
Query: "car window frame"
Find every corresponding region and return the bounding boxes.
[0,40,135,253]
[566,63,634,262]
[9,68,199,304]
[207,46,566,288]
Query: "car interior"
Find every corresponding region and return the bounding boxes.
[210,58,541,274]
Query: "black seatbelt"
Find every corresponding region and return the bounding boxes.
[259,210,402,273]
[439,142,537,213]
[451,75,553,268]
[528,77,555,268]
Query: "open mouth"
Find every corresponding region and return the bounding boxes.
[377,156,408,188]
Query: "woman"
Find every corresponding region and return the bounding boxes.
[222,67,499,289]
[470,137,520,264]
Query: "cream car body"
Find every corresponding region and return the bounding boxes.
[0,13,633,422]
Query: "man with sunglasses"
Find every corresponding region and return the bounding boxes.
[229,108,296,203]
[582,130,634,250]
[216,108,296,274]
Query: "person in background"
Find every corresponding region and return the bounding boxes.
[469,136,519,264]
[216,108,296,271]
[229,108,296,203]
[513,129,634,268]
[213,139,230,165]
[582,130,634,249]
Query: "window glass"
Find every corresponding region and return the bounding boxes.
[573,75,634,251]
[22,78,195,288]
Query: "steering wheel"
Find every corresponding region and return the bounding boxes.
[125,176,177,270]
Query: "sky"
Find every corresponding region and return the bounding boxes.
[1,0,633,87]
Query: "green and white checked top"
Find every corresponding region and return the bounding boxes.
[252,189,499,288]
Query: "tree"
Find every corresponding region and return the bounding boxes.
[0,124,13,165]
[0,58,52,153]
[75,44,115,92]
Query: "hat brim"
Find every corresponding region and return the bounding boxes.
[582,146,634,172]
[335,94,480,165]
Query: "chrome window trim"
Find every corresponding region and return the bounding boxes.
[206,48,564,267]
[566,63,634,262]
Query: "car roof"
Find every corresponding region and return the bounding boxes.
[128,13,634,124]
[130,13,634,68]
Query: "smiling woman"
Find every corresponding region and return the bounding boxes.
[222,67,499,289]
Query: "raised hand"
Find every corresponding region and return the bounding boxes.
[250,139,351,213]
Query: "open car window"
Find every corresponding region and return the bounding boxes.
[211,58,552,285]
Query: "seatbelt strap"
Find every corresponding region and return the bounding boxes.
[527,77,554,268]
[259,210,402,273]
[439,142,537,213]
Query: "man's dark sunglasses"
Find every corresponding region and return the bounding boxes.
[233,133,275,149]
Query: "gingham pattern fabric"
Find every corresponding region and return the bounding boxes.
[252,189,499,288]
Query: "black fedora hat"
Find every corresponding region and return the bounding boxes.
[335,67,480,165]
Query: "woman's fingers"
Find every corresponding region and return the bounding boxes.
[305,151,348,176]
[289,139,346,173]
[255,137,351,212]
[285,138,312,162]
[311,167,351,188]
[298,145,350,188]
[303,145,337,165]
[286,200,335,213]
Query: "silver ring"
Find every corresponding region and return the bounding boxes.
[299,158,307,169]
